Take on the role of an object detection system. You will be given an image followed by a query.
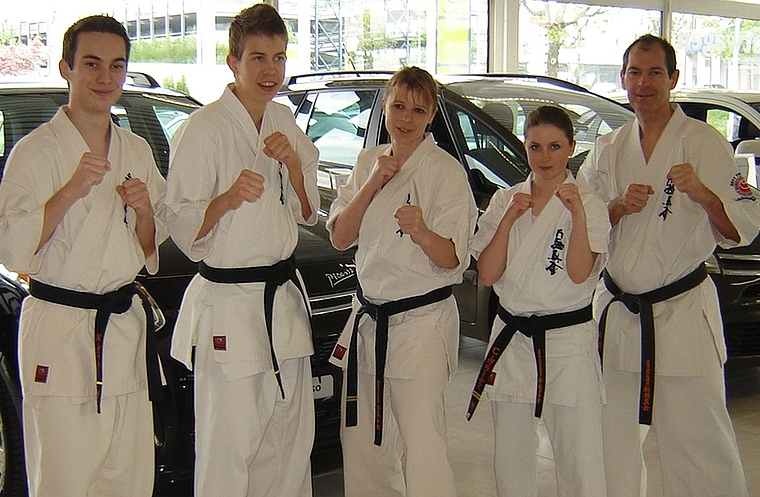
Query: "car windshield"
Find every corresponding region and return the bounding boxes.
[442,76,634,169]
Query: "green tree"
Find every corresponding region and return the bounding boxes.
[357,9,395,69]
[163,74,189,94]
[521,1,605,78]
[131,37,196,64]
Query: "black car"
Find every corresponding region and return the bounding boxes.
[0,75,355,496]
[275,71,635,341]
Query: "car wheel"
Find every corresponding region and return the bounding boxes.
[0,353,26,496]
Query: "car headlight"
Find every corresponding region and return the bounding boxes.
[0,263,29,291]
[704,254,721,275]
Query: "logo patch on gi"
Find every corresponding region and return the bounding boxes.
[213,336,227,351]
[486,372,496,386]
[332,344,347,360]
[731,173,756,201]
[35,365,49,383]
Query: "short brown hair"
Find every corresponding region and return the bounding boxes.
[228,3,288,60]
[524,106,575,144]
[622,34,677,77]
[62,15,130,69]
[385,66,439,111]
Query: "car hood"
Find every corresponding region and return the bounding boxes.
[141,214,356,312]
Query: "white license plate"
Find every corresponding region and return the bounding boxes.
[312,375,334,400]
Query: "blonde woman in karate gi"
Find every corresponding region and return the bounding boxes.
[469,106,610,497]
[327,66,477,497]
[166,5,319,496]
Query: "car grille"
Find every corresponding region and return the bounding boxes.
[725,322,760,358]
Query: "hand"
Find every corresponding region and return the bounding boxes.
[366,155,401,192]
[66,152,111,199]
[504,192,532,222]
[263,132,301,176]
[394,204,429,244]
[223,169,265,210]
[116,177,152,216]
[555,183,584,215]
[667,163,709,203]
[621,183,654,215]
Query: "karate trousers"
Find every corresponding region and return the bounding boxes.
[340,334,457,497]
[23,390,154,497]
[602,366,747,496]
[194,354,315,497]
[491,358,607,497]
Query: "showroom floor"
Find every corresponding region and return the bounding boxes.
[313,336,760,497]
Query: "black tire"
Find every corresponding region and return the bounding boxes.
[0,355,26,497]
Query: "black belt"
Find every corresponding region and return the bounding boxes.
[599,265,708,425]
[344,284,453,446]
[199,254,309,399]
[29,279,163,413]
[466,302,592,421]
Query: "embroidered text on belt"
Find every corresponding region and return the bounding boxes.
[599,265,707,425]
[29,279,163,413]
[466,302,592,421]
[345,284,453,446]
[199,254,309,399]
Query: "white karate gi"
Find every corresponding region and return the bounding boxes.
[578,105,757,496]
[469,172,610,497]
[166,84,319,497]
[327,135,477,497]
[0,107,168,496]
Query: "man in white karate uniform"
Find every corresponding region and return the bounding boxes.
[578,34,758,496]
[165,4,319,496]
[0,15,167,497]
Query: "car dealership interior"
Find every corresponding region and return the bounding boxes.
[3,1,760,496]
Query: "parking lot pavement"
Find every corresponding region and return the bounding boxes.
[314,336,760,497]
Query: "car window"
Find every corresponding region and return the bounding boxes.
[455,108,529,190]
[0,93,64,178]
[115,94,199,176]
[446,78,633,173]
[706,108,743,142]
[297,90,374,168]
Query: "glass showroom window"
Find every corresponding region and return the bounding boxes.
[279,0,489,75]
[518,1,660,94]
[672,13,760,90]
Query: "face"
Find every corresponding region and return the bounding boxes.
[59,32,128,116]
[621,44,679,117]
[227,34,287,111]
[525,124,575,184]
[382,84,436,149]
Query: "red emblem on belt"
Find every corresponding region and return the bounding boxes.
[213,336,227,351]
[35,365,49,383]
[486,372,496,385]
[332,344,347,360]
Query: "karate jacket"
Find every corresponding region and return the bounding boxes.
[166,85,319,380]
[470,172,610,406]
[327,135,477,379]
[0,108,168,401]
[578,105,760,375]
